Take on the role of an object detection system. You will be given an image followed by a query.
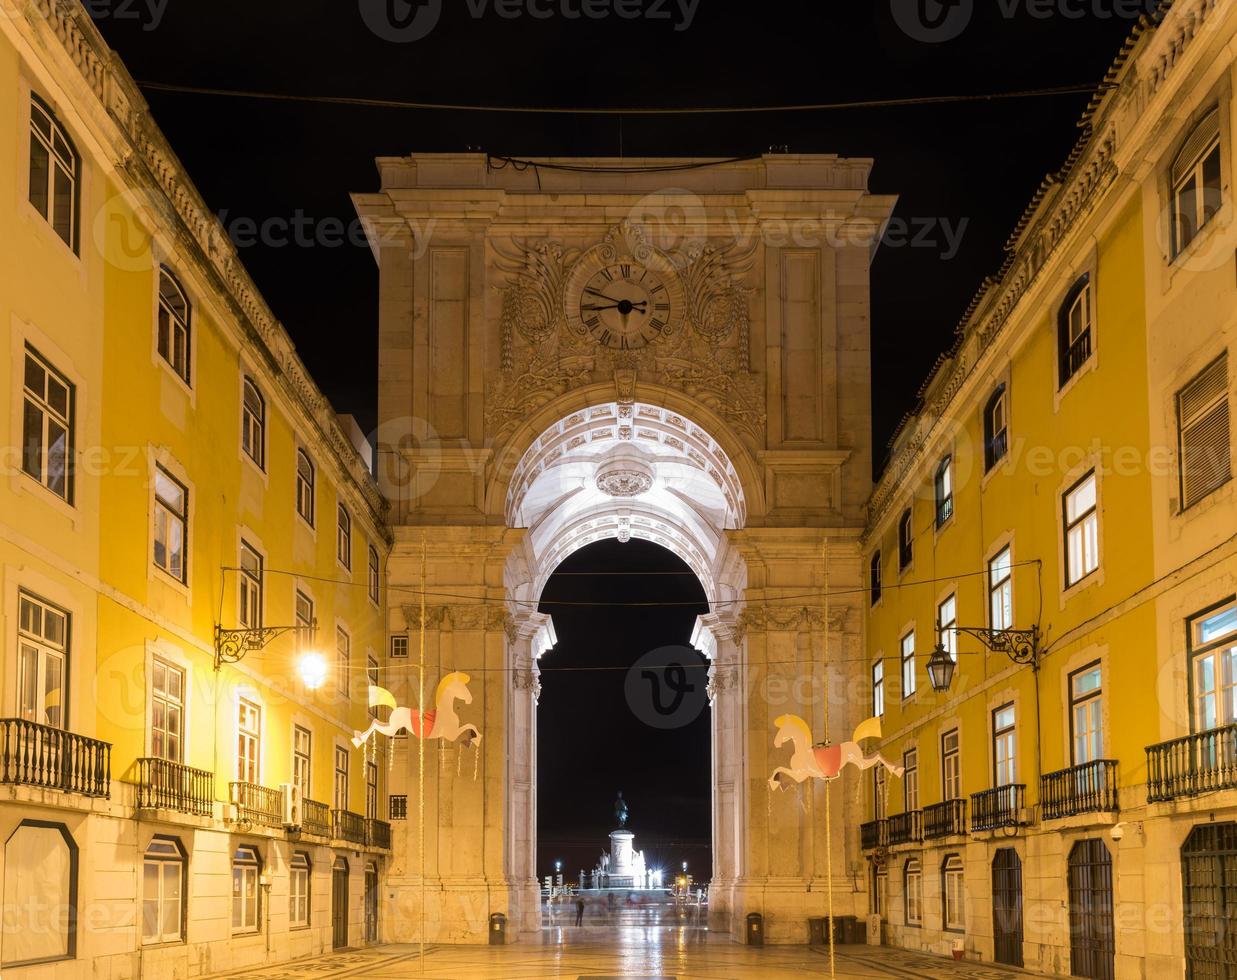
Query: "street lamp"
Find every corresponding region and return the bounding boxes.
[214,620,321,681]
[927,623,1041,693]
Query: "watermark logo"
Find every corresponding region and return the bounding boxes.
[890,0,973,43]
[359,0,443,43]
[625,645,708,730]
[81,0,170,32]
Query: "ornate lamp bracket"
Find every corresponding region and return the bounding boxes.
[954,624,1042,670]
[213,622,317,672]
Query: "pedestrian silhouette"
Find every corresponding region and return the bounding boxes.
[575,896,585,926]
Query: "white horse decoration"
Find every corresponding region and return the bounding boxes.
[352,671,481,748]
[768,714,903,791]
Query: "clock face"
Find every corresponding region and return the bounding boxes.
[576,262,673,350]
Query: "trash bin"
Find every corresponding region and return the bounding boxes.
[808,916,827,946]
[489,912,507,945]
[746,912,764,947]
[831,914,859,944]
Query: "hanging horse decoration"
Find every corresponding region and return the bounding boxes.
[767,714,902,791]
[352,671,481,748]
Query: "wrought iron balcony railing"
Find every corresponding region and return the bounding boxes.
[1041,759,1119,820]
[971,784,1026,832]
[1147,725,1237,803]
[333,808,367,845]
[860,819,889,850]
[0,718,110,797]
[230,781,283,828]
[923,799,967,839]
[887,810,922,845]
[135,758,213,816]
[301,798,331,838]
[367,818,392,849]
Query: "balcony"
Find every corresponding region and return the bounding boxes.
[367,818,392,849]
[887,810,922,845]
[333,808,367,845]
[230,781,283,829]
[135,758,213,816]
[1147,725,1237,804]
[1041,760,1119,820]
[301,798,331,838]
[971,784,1026,832]
[923,799,967,839]
[860,819,889,850]
[0,718,110,798]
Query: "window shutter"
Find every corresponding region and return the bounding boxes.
[1173,108,1221,186]
[1179,353,1231,508]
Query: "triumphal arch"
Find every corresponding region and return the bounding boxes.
[353,154,895,944]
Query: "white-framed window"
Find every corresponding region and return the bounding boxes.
[22,345,75,503]
[153,467,188,583]
[157,268,191,383]
[903,748,919,811]
[984,384,1008,471]
[938,594,957,662]
[993,703,1016,787]
[366,761,379,820]
[151,658,185,763]
[367,656,380,720]
[900,630,916,699]
[1178,353,1231,510]
[17,591,68,729]
[942,854,965,931]
[336,626,351,696]
[290,851,310,928]
[898,509,913,569]
[873,766,887,821]
[1058,276,1093,386]
[1190,599,1237,733]
[872,659,885,717]
[1064,471,1099,587]
[293,725,312,800]
[295,590,314,652]
[334,745,349,812]
[871,866,888,919]
[142,837,184,945]
[390,635,409,659]
[337,505,352,569]
[989,546,1013,631]
[368,545,381,604]
[904,858,923,926]
[241,378,265,469]
[1171,107,1222,257]
[231,846,261,933]
[942,729,961,801]
[296,450,315,526]
[1070,662,1103,765]
[237,699,260,784]
[28,95,79,251]
[239,542,262,629]
[935,456,954,527]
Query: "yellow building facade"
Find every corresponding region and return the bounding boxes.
[1,2,392,975]
[859,0,1237,976]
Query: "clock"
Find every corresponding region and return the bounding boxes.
[568,258,683,351]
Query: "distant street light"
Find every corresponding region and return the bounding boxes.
[298,651,329,690]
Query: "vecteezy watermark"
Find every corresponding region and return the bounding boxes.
[359,0,701,43]
[216,209,437,257]
[80,0,170,32]
[891,0,1157,43]
[625,646,709,730]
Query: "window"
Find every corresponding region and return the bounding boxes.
[368,545,381,604]
[870,551,883,606]
[1064,472,1099,587]
[1171,107,1222,257]
[989,546,1013,631]
[22,346,75,503]
[28,96,79,251]
[142,837,184,945]
[871,867,888,919]
[1190,599,1237,732]
[293,726,312,799]
[337,505,352,569]
[157,269,191,383]
[337,626,351,696]
[1178,353,1231,509]
[2,821,77,964]
[153,467,188,583]
[366,761,379,820]
[296,450,315,526]
[334,746,349,811]
[873,766,887,821]
[368,656,381,720]
[231,846,261,933]
[904,859,923,926]
[942,729,961,801]
[942,854,965,931]
[390,635,409,659]
[1058,276,1093,386]
[241,378,265,468]
[901,631,916,699]
[290,852,310,928]
[935,456,954,527]
[150,659,184,763]
[938,594,957,663]
[897,509,913,569]
[295,590,314,652]
[1070,663,1103,765]
[237,699,260,784]
[872,659,885,717]
[389,795,408,820]
[17,591,68,729]
[993,703,1017,787]
[239,542,262,629]
[984,384,1008,471]
[903,748,919,812]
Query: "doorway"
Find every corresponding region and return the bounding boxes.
[332,856,349,949]
[992,848,1023,967]
[1182,821,1237,979]
[1068,838,1115,980]
[364,862,379,943]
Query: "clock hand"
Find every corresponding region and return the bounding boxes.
[581,303,624,312]
[583,287,617,301]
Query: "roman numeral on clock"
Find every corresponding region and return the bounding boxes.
[650,318,666,332]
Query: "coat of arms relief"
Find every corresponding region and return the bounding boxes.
[485,220,765,441]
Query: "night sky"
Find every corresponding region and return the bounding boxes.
[90,0,1154,873]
